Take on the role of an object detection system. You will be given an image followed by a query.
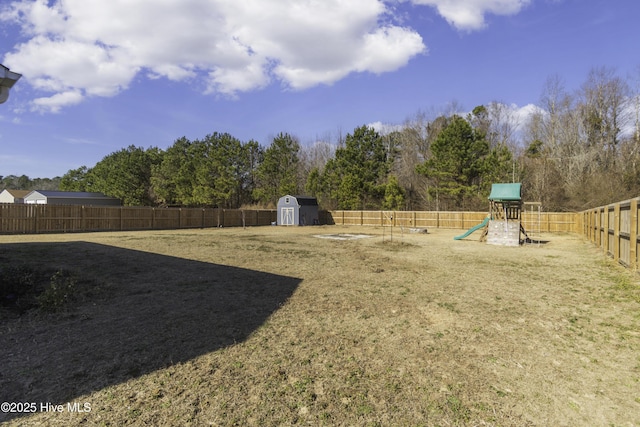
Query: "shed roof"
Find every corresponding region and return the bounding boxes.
[291,195,318,206]
[488,183,521,201]
[280,195,318,206]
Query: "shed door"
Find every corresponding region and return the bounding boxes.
[280,207,295,226]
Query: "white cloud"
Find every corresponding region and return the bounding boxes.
[511,102,544,128]
[59,136,99,145]
[410,0,531,31]
[358,26,427,74]
[368,121,404,135]
[1,0,426,111]
[622,94,640,138]
[5,36,138,96]
[32,90,84,113]
[1,0,534,112]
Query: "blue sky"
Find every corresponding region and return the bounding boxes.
[1,0,639,179]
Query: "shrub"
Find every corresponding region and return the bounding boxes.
[37,270,78,312]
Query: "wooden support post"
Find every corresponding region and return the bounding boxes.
[603,206,610,256]
[613,203,620,261]
[596,208,601,247]
[628,201,638,269]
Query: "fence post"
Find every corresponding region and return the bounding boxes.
[547,213,551,234]
[586,211,590,241]
[614,203,621,262]
[630,199,638,270]
[603,206,610,256]
[596,207,602,248]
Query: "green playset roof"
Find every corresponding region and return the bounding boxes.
[488,183,521,201]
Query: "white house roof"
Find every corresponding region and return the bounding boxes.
[0,189,30,198]
[27,190,115,199]
[24,191,121,203]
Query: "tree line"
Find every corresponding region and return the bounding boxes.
[522,67,640,210]
[54,119,514,211]
[0,175,60,192]
[6,66,640,212]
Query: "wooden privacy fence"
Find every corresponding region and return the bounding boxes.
[580,198,640,269]
[0,204,277,234]
[0,204,577,235]
[324,210,577,233]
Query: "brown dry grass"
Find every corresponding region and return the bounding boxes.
[1,225,639,426]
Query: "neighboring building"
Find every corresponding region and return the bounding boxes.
[0,189,30,203]
[277,195,319,226]
[23,191,121,206]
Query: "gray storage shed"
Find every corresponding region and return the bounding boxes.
[277,195,319,226]
[24,190,121,206]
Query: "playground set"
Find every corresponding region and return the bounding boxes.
[454,183,540,246]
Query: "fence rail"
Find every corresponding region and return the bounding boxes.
[324,210,577,233]
[0,204,578,235]
[579,198,640,270]
[0,204,277,234]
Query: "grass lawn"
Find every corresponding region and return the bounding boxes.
[1,225,639,426]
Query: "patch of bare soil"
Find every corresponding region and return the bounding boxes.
[0,226,639,426]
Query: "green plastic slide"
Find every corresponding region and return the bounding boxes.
[453,217,490,240]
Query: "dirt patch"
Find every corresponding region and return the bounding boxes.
[0,226,639,426]
[313,233,374,240]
